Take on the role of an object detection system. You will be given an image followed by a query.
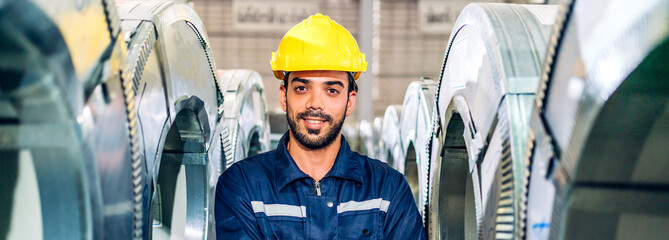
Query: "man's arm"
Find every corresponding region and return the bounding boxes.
[214,164,264,240]
[383,174,427,239]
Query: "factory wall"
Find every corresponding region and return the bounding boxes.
[191,0,450,118]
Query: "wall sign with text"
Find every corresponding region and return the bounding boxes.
[418,0,501,33]
[232,0,318,32]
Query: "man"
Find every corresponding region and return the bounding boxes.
[215,13,426,239]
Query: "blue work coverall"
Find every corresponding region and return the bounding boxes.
[215,132,427,239]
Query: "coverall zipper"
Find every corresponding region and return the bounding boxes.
[314,180,321,196]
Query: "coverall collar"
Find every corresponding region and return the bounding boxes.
[275,131,364,191]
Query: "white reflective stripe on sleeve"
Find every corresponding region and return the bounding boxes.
[250,201,307,218]
[380,199,390,212]
[337,198,391,214]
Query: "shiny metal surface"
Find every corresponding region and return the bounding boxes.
[341,123,361,153]
[358,119,377,158]
[373,116,384,159]
[399,79,437,219]
[427,3,557,239]
[3,1,667,240]
[428,98,481,240]
[0,0,128,239]
[527,0,669,239]
[380,105,403,167]
[217,69,271,170]
[118,1,221,239]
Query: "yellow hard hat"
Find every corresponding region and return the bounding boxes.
[270,13,367,80]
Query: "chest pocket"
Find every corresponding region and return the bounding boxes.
[252,201,306,239]
[337,210,384,240]
[257,216,305,240]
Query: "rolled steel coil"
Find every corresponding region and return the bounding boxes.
[380,105,403,168]
[358,119,378,158]
[0,0,129,239]
[399,78,438,220]
[427,3,557,239]
[118,1,222,239]
[217,69,271,170]
[526,0,669,239]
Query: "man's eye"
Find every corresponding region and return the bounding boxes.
[295,86,307,92]
[327,89,339,94]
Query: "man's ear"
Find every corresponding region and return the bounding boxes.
[279,84,287,112]
[345,91,356,117]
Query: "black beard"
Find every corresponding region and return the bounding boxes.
[287,108,345,150]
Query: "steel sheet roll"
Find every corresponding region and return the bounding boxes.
[357,118,384,159]
[373,116,384,159]
[380,105,403,168]
[399,78,438,219]
[358,119,378,158]
[217,69,271,170]
[526,0,669,239]
[427,3,557,239]
[118,1,222,239]
[0,0,127,239]
[341,123,361,153]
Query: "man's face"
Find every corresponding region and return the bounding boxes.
[280,71,356,150]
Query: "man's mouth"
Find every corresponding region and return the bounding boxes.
[296,110,333,131]
[302,117,327,129]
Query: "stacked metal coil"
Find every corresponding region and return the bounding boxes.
[398,78,438,219]
[0,0,129,239]
[427,3,558,239]
[217,69,271,171]
[358,118,384,159]
[117,1,222,238]
[525,0,669,239]
[0,1,272,239]
[380,105,403,168]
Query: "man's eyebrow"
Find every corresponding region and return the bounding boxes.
[291,78,310,84]
[324,80,345,88]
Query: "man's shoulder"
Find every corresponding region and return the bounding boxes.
[351,152,404,181]
[218,149,277,180]
[237,149,277,167]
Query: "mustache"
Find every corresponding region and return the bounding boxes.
[296,109,333,122]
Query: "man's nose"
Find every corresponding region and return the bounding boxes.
[305,90,324,110]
